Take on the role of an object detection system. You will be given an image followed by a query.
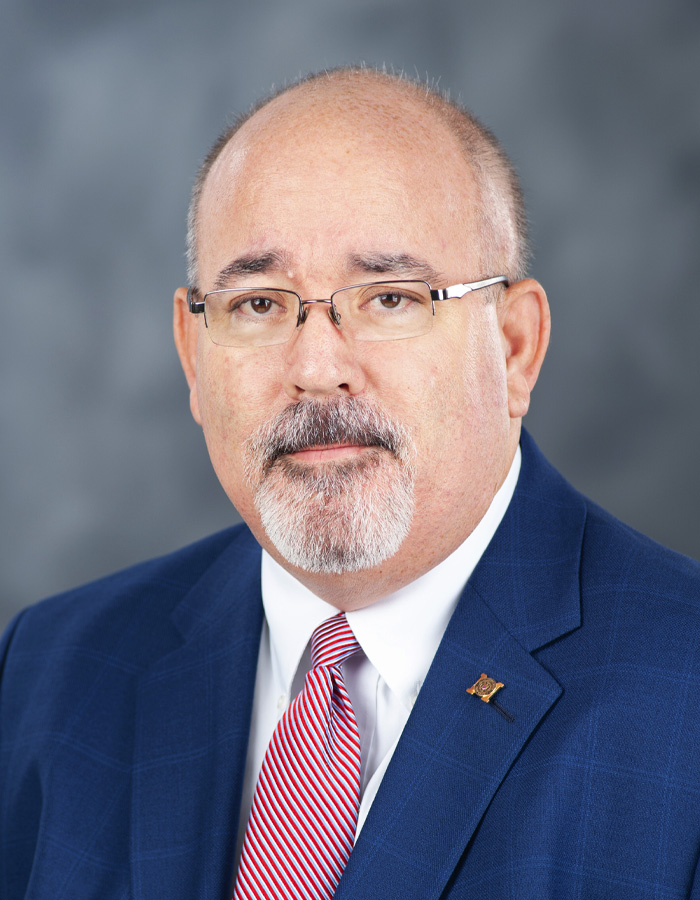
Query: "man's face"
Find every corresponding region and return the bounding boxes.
[175,87,544,600]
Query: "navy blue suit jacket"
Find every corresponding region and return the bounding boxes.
[3,431,700,899]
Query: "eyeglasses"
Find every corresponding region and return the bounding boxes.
[187,276,508,348]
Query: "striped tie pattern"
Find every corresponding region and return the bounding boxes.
[233,612,362,900]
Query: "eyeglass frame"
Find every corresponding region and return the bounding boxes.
[186,274,509,343]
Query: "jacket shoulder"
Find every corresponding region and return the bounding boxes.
[519,429,700,604]
[1,523,259,664]
[581,495,700,605]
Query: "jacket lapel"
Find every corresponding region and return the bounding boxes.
[337,431,586,900]
[130,528,263,900]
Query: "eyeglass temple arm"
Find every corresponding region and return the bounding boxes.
[187,287,205,314]
[430,275,509,302]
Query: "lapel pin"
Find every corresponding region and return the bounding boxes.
[467,674,514,723]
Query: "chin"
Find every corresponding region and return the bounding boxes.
[254,451,415,575]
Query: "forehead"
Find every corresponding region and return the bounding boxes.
[196,83,482,284]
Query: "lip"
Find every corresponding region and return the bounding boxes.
[288,443,371,462]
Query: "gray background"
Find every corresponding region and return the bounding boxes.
[2,0,699,631]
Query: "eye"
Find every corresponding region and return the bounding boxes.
[349,284,429,320]
[229,293,288,317]
[248,296,273,315]
[374,292,406,309]
[366,290,417,311]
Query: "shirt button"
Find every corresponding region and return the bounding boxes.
[277,694,287,711]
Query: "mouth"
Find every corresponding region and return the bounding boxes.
[286,442,378,463]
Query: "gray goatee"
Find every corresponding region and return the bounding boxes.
[244,397,416,573]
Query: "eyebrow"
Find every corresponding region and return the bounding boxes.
[348,252,444,285]
[212,249,445,291]
[213,251,292,290]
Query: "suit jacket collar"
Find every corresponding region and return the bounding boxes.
[337,429,586,900]
[470,428,584,653]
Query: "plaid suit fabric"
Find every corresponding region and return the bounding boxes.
[2,431,700,899]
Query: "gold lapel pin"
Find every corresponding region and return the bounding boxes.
[467,674,514,722]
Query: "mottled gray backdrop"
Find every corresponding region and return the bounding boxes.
[2,0,699,630]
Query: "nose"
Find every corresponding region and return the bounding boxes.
[282,300,366,401]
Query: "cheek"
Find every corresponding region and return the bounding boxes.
[195,349,276,473]
[373,323,504,455]
[420,318,510,471]
[459,314,509,412]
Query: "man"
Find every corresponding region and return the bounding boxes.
[2,67,700,899]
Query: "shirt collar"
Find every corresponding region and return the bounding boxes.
[261,446,521,711]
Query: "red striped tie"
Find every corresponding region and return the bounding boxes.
[233,612,362,900]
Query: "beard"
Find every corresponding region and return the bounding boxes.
[243,396,416,574]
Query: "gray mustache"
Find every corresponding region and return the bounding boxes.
[247,398,407,471]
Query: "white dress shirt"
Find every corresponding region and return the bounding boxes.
[235,447,521,859]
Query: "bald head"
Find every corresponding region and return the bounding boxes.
[185,68,529,288]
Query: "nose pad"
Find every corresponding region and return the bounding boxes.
[296,301,342,330]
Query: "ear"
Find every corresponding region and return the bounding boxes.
[498,278,550,420]
[173,286,203,425]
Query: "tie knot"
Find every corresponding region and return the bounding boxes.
[311,612,360,669]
